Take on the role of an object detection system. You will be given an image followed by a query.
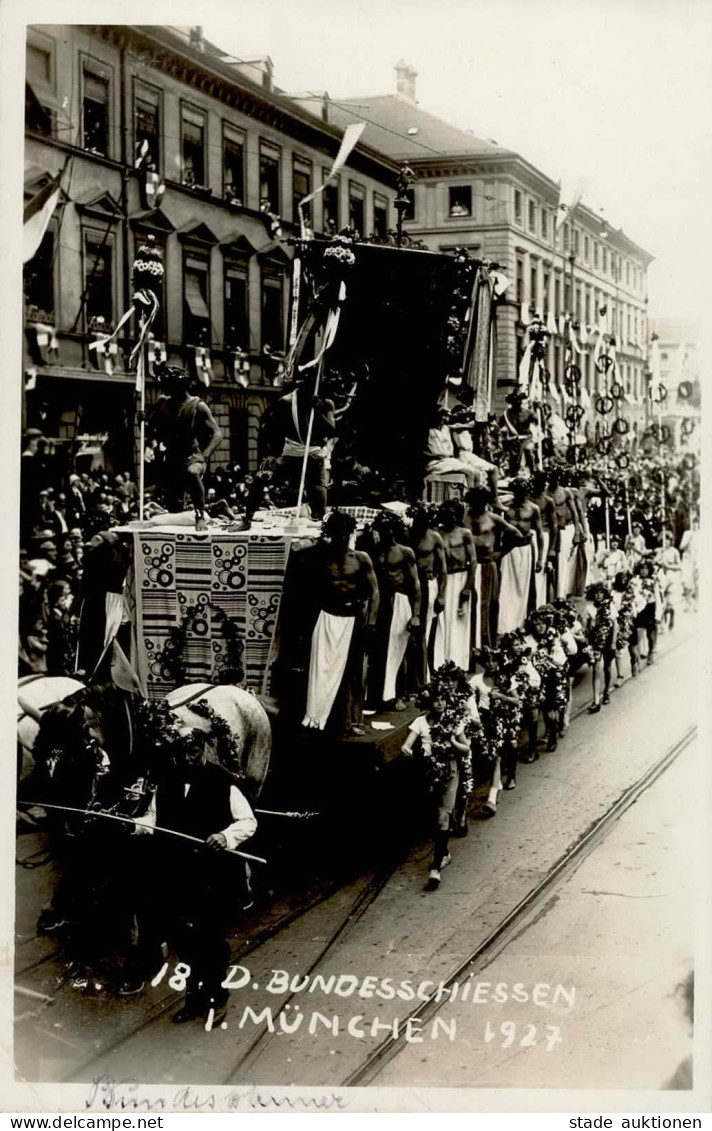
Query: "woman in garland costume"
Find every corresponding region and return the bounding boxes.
[503,629,543,765]
[610,571,637,682]
[549,598,585,734]
[401,662,475,889]
[468,648,517,816]
[475,640,525,793]
[583,581,618,713]
[632,557,662,667]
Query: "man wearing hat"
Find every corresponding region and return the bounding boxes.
[147,366,222,530]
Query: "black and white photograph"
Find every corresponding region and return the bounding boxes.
[3,0,711,1116]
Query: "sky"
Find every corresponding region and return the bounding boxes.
[204,0,712,324]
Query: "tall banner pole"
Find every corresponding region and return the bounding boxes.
[294,342,326,520]
[137,316,147,522]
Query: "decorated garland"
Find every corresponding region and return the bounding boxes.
[157,601,244,687]
[189,698,242,778]
[417,662,475,793]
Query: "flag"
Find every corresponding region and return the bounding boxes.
[555,176,588,232]
[23,172,62,264]
[194,346,212,386]
[296,122,366,233]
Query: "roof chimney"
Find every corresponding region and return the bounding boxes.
[395,59,418,103]
[189,26,205,52]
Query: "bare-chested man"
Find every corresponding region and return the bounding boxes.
[147,366,222,530]
[464,487,523,649]
[499,390,538,476]
[408,504,447,688]
[548,467,584,598]
[498,478,543,636]
[271,373,336,520]
[528,470,558,606]
[301,510,379,735]
[368,514,420,710]
[433,499,477,671]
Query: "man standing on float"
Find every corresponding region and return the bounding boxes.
[147,365,222,531]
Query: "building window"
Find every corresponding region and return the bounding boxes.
[349,181,365,236]
[563,224,570,253]
[528,199,536,233]
[261,265,285,351]
[541,210,548,241]
[515,257,524,304]
[259,140,281,213]
[602,247,608,274]
[564,281,571,313]
[554,277,561,314]
[401,187,415,222]
[322,172,339,233]
[82,67,110,156]
[134,82,160,170]
[593,242,599,269]
[514,189,522,225]
[27,42,51,85]
[373,193,388,238]
[24,228,55,320]
[585,289,591,325]
[181,105,206,188]
[449,185,472,217]
[83,236,113,328]
[223,124,245,205]
[292,155,312,226]
[530,265,538,310]
[583,235,590,263]
[573,228,580,255]
[183,255,211,346]
[575,286,581,322]
[224,264,249,350]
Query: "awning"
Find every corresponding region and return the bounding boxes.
[185,275,210,319]
[26,81,62,112]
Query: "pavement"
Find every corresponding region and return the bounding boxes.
[14,613,700,1091]
[373,737,696,1091]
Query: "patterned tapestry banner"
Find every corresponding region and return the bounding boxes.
[132,531,292,699]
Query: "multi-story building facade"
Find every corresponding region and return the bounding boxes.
[315,63,654,419]
[649,318,701,449]
[23,24,398,473]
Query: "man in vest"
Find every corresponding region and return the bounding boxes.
[147,366,222,530]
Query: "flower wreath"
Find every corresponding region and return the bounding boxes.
[158,601,244,687]
[133,695,243,782]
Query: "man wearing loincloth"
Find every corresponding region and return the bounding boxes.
[302,510,379,735]
[548,467,584,598]
[147,366,222,531]
[464,487,523,651]
[527,471,558,607]
[497,478,543,637]
[369,514,421,709]
[271,375,336,520]
[408,504,447,689]
[433,499,477,671]
[499,390,538,476]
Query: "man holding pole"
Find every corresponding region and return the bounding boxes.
[272,373,336,520]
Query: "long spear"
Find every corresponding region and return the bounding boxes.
[17,801,266,865]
